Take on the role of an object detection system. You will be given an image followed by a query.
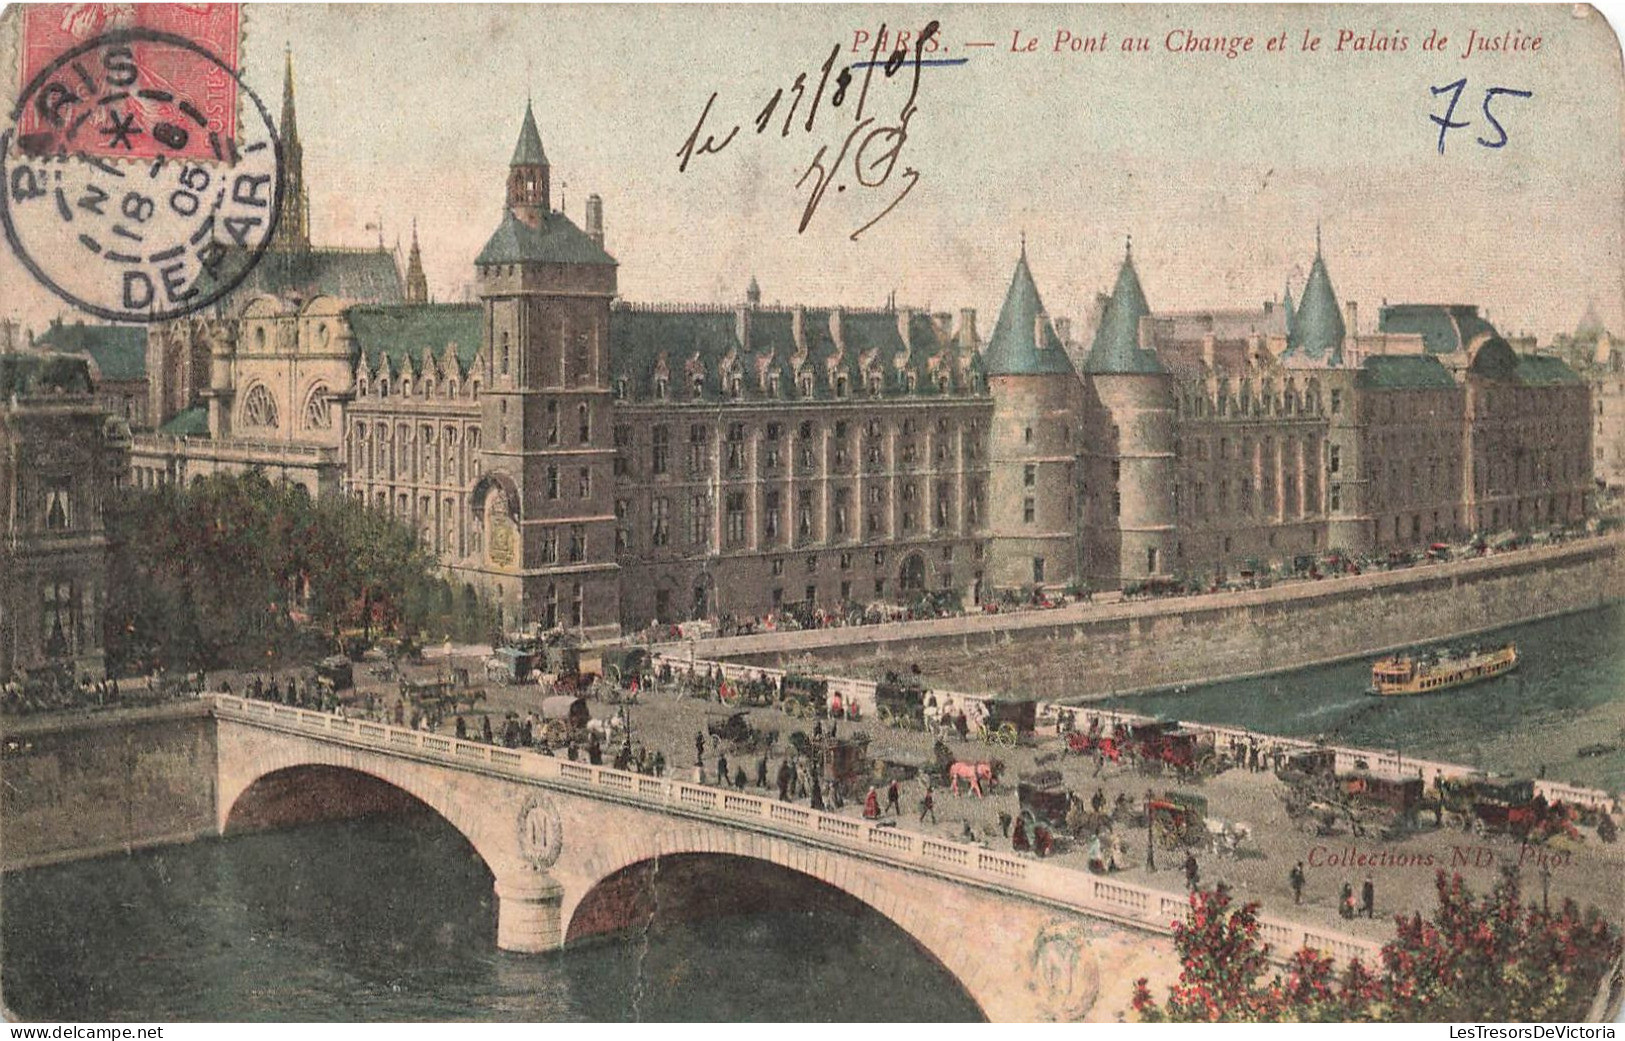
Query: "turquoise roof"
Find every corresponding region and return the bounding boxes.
[984,251,1073,376]
[1283,243,1344,364]
[511,101,548,167]
[1084,247,1162,374]
[346,303,482,378]
[1378,304,1501,356]
[1357,354,1457,390]
[33,321,147,380]
[158,404,208,436]
[475,210,615,267]
[1514,354,1584,386]
[0,353,94,396]
[606,304,979,403]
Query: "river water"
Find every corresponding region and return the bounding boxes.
[1101,603,1625,794]
[2,814,981,1022]
[3,605,1619,1021]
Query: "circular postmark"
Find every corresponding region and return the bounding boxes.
[516,792,564,869]
[2,28,282,322]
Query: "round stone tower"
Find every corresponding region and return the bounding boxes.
[1081,241,1176,590]
[984,245,1082,593]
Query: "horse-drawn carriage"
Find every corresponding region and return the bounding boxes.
[1017,769,1073,831]
[538,694,591,745]
[979,696,1038,747]
[400,676,484,715]
[597,647,651,697]
[779,673,830,717]
[486,645,539,686]
[1148,790,1210,849]
[315,655,354,692]
[875,672,929,730]
[1275,747,1338,785]
[1130,721,1219,777]
[709,711,778,753]
[1066,718,1127,762]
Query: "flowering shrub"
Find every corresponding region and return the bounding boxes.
[1133,870,1621,1023]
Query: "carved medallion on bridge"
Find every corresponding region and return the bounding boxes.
[1026,919,1100,1022]
[516,793,563,869]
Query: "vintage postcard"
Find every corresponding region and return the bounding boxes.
[1,1,1623,1025]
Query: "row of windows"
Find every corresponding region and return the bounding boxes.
[627,418,982,477]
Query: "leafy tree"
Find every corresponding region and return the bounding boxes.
[1134,869,1621,1023]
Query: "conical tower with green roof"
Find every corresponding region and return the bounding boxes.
[985,244,1084,593]
[1084,241,1162,375]
[1079,238,1175,591]
[1282,228,1346,366]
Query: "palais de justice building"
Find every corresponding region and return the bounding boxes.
[117,70,1593,640]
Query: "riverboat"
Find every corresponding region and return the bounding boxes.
[1367,642,1518,697]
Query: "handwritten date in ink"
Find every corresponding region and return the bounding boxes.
[677,20,941,241]
[1430,79,1532,154]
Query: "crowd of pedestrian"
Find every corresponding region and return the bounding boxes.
[1,669,204,716]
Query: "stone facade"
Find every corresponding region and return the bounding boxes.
[1,355,129,682]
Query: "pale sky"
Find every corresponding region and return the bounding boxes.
[3,3,1622,342]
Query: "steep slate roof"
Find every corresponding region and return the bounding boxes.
[1378,304,1502,356]
[0,353,95,396]
[1357,354,1457,390]
[475,211,616,267]
[1283,241,1344,365]
[346,303,482,378]
[511,101,548,167]
[1085,246,1163,374]
[607,304,979,403]
[984,250,1074,376]
[33,322,147,380]
[226,247,405,306]
[158,405,209,436]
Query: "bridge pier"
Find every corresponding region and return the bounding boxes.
[494,867,564,954]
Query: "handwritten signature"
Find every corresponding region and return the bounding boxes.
[677,20,941,241]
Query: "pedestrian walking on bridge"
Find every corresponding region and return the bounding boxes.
[885,779,900,815]
[1290,861,1306,904]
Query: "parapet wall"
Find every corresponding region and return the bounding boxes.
[681,535,1625,698]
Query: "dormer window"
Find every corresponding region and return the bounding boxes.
[765,373,779,398]
[800,375,813,397]
[692,373,705,398]
[655,377,668,400]
[379,379,390,398]
[937,375,949,393]
[615,377,628,400]
[728,375,741,399]
[835,375,848,398]
[868,374,881,396]
[905,373,917,392]
[401,379,411,396]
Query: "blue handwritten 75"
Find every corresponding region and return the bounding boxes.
[1430,79,1533,154]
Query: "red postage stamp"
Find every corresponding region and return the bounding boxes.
[16,3,242,162]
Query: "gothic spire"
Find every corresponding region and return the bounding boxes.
[506,101,551,225]
[271,45,309,251]
[405,218,427,304]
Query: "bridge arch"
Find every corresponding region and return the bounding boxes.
[548,820,1094,1022]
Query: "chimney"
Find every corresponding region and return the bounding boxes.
[958,307,978,345]
[1345,301,1358,336]
[792,306,806,350]
[735,306,750,349]
[897,306,913,347]
[585,193,604,249]
[1202,332,1216,368]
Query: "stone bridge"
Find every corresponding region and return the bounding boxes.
[212,695,1379,1022]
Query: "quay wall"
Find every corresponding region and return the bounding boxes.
[676,535,1625,697]
[0,702,217,871]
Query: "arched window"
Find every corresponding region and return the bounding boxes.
[578,402,591,443]
[304,385,331,429]
[501,331,511,376]
[242,385,278,429]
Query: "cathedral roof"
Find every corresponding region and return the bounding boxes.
[226,247,405,306]
[511,101,548,167]
[607,303,981,403]
[1282,237,1344,365]
[983,249,1074,376]
[475,210,615,267]
[33,321,147,380]
[346,303,482,378]
[1084,244,1163,374]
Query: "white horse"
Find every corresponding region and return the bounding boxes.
[1205,818,1252,857]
